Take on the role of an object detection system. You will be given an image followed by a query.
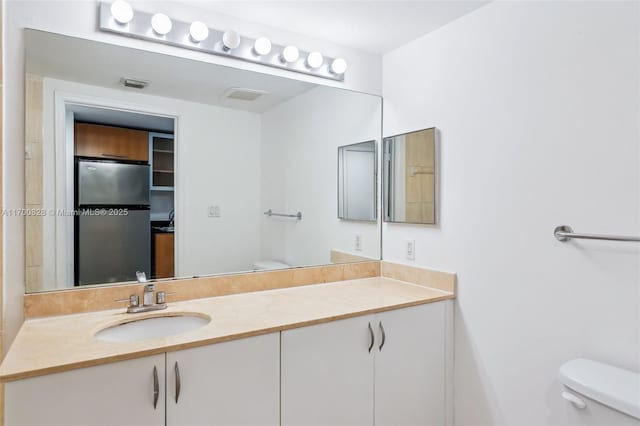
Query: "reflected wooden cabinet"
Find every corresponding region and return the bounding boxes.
[74,122,149,162]
[153,232,174,279]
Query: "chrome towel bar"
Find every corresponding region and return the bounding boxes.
[264,209,302,220]
[554,225,640,243]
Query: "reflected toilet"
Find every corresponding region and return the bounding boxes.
[253,260,291,271]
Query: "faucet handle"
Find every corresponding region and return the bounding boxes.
[156,291,176,304]
[115,294,139,307]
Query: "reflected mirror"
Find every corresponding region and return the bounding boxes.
[24,29,382,293]
[383,128,437,224]
[337,141,376,222]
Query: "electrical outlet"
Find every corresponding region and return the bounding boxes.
[208,205,221,217]
[355,234,362,251]
[406,239,415,260]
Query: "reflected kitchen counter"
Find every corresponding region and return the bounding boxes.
[0,277,453,382]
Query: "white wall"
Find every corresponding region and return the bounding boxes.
[383,1,640,425]
[261,87,381,266]
[3,0,381,347]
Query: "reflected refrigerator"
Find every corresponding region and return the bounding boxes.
[75,159,151,285]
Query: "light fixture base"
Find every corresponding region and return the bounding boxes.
[98,2,344,82]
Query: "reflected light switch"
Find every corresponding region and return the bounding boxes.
[208,205,221,217]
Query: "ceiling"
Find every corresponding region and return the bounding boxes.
[181,1,489,54]
[25,30,317,113]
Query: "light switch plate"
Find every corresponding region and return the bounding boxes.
[208,205,221,217]
[355,234,362,251]
[406,239,415,260]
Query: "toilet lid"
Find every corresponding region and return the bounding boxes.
[559,358,640,420]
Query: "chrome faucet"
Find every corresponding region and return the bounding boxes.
[143,284,156,306]
[115,279,175,313]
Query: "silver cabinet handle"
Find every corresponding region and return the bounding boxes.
[152,366,159,409]
[368,322,374,353]
[174,361,181,403]
[379,321,386,351]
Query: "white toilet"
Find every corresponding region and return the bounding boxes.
[252,260,290,271]
[559,358,640,425]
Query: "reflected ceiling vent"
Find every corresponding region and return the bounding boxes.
[222,87,268,101]
[120,78,149,89]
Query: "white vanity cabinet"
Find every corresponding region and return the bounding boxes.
[166,333,280,426]
[5,334,280,426]
[374,301,452,426]
[5,354,166,426]
[281,301,453,426]
[281,314,376,426]
[4,301,452,426]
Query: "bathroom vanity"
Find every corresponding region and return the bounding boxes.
[1,274,454,426]
[10,21,451,426]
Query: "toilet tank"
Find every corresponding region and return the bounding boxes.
[558,358,640,425]
[253,260,290,271]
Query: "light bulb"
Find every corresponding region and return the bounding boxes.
[222,30,241,50]
[254,37,272,56]
[281,46,299,63]
[151,13,172,35]
[189,21,209,43]
[110,0,133,25]
[331,58,348,74]
[307,51,324,69]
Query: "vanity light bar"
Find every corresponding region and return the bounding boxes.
[98,2,346,82]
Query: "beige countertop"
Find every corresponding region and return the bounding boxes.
[0,277,453,382]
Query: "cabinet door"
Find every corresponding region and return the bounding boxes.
[5,354,165,426]
[75,122,149,162]
[166,333,280,426]
[374,301,452,426]
[281,315,375,426]
[153,232,174,278]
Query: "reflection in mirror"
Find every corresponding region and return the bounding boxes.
[24,29,382,293]
[383,128,437,224]
[338,141,376,222]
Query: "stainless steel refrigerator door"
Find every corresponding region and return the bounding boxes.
[77,210,150,285]
[77,160,150,206]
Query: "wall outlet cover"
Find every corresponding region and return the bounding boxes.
[406,239,415,260]
[355,234,363,251]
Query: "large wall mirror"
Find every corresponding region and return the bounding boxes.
[383,128,437,224]
[24,29,382,293]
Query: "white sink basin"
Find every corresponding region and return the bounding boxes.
[94,313,211,342]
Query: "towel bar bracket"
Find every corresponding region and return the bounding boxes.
[554,225,640,243]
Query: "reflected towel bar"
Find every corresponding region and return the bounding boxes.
[264,209,302,220]
[554,225,640,243]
